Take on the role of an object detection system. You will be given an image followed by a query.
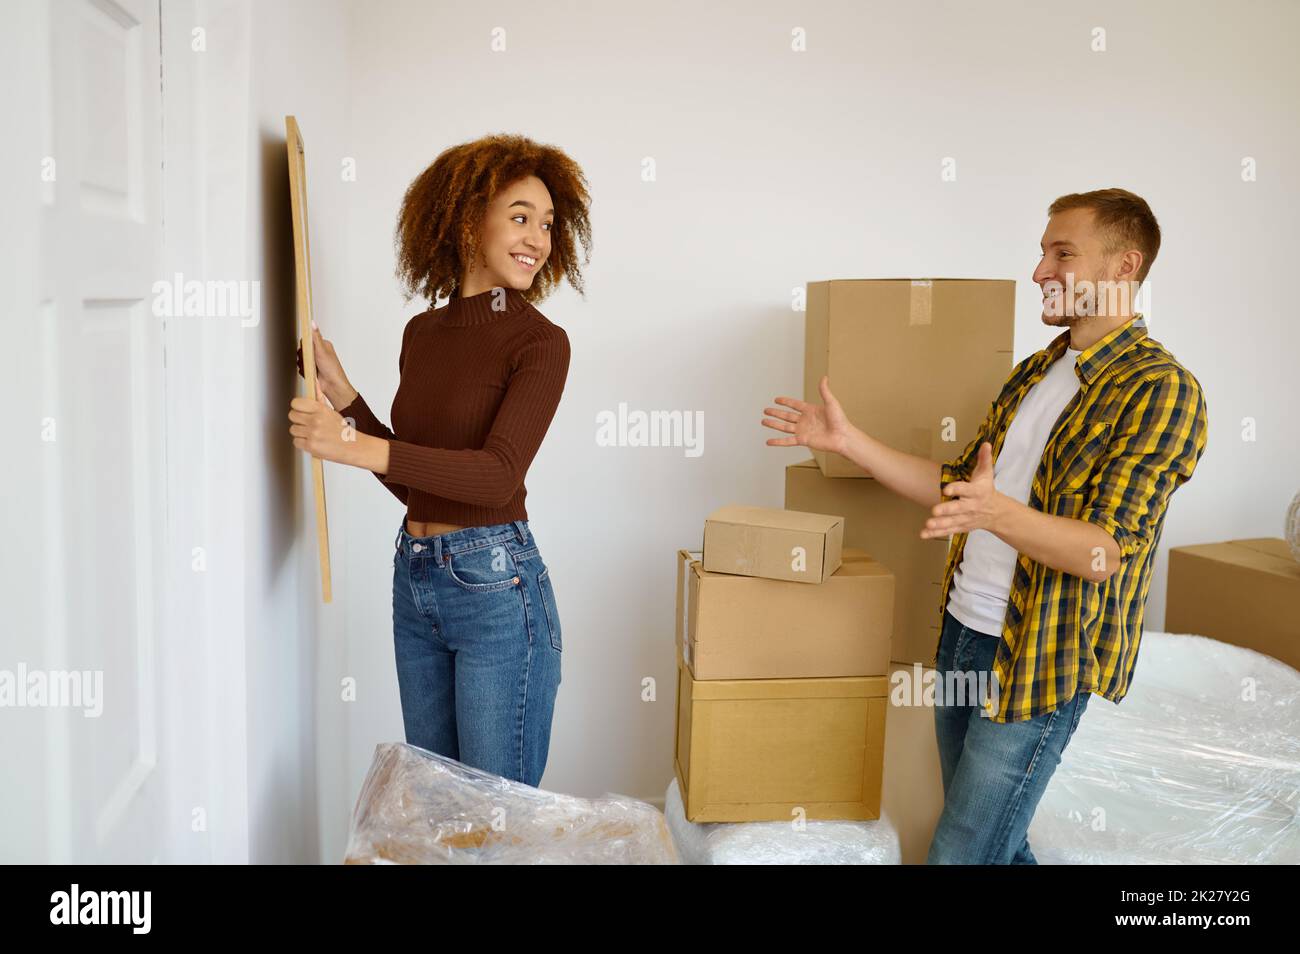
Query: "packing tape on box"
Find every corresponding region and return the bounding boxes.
[909,280,933,326]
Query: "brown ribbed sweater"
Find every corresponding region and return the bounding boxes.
[339,285,570,525]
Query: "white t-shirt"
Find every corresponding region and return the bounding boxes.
[946,346,1083,636]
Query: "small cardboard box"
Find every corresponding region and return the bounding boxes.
[676,546,894,680]
[805,278,1014,476]
[784,458,948,666]
[1166,538,1300,672]
[674,660,889,822]
[702,504,844,583]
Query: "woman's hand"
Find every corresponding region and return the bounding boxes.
[296,320,357,409]
[762,375,853,455]
[289,382,359,465]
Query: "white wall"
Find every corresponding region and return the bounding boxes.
[241,0,353,863]
[326,0,1300,823]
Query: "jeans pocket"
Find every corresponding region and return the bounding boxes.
[538,566,562,652]
[937,611,959,672]
[1063,691,1090,747]
[954,628,985,673]
[443,541,520,592]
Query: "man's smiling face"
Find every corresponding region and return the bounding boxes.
[1032,207,1110,327]
[1032,205,1147,328]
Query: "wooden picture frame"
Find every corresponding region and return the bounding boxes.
[286,115,332,602]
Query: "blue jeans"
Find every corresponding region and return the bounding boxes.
[927,609,1090,864]
[391,519,562,787]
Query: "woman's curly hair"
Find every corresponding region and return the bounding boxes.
[395,133,593,306]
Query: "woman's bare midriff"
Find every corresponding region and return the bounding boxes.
[406,518,468,537]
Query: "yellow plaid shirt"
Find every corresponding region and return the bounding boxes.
[936,315,1208,723]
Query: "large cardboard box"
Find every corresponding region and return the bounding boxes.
[785,458,947,666]
[676,546,893,680]
[674,661,889,822]
[1166,538,1300,672]
[702,505,843,583]
[805,278,1014,477]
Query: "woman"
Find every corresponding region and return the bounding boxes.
[289,134,592,787]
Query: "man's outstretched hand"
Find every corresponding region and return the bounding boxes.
[921,441,1006,539]
[762,375,853,455]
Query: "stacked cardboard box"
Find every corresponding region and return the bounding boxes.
[799,279,1015,664]
[785,459,948,666]
[673,505,894,822]
[670,280,1015,837]
[805,279,1015,474]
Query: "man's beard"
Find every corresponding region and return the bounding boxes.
[1043,272,1107,325]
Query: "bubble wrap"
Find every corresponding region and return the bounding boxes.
[663,778,901,864]
[345,743,679,864]
[1030,631,1300,864]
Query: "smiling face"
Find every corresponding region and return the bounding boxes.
[461,174,554,297]
[1032,206,1143,329]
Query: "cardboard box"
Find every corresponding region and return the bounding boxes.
[880,660,946,864]
[785,458,946,666]
[805,278,1014,477]
[674,661,889,822]
[1166,538,1300,672]
[676,546,894,680]
[702,504,844,583]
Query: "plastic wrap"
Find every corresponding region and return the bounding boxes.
[345,743,679,864]
[1030,631,1300,864]
[663,778,902,864]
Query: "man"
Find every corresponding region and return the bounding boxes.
[762,188,1209,864]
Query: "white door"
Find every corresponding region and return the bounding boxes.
[23,0,169,863]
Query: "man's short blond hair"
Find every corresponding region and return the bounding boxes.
[1048,188,1162,284]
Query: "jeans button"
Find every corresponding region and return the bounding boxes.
[411,543,424,553]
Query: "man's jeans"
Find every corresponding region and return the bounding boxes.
[927,609,1090,864]
[391,519,562,787]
